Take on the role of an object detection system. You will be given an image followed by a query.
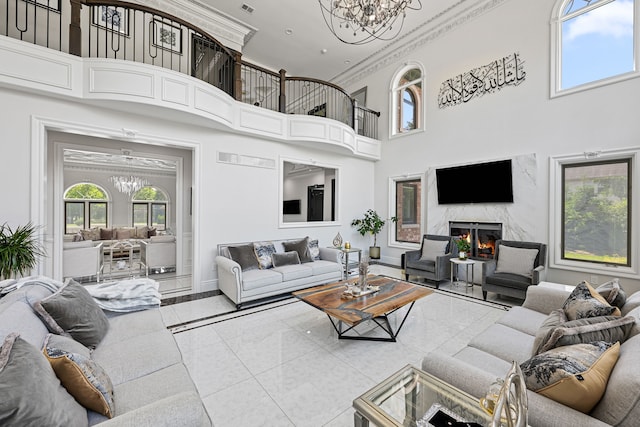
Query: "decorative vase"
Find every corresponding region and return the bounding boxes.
[344,241,351,249]
[358,258,369,291]
[333,232,343,248]
[459,251,467,260]
[369,246,380,259]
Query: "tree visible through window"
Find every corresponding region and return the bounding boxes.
[64,183,109,234]
[395,178,421,244]
[132,187,169,231]
[562,159,630,265]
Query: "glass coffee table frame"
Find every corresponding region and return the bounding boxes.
[353,364,492,427]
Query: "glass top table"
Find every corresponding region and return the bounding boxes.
[353,365,493,427]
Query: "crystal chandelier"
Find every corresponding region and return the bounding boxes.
[109,155,149,196]
[318,0,422,45]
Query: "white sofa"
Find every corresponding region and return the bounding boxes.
[140,236,177,276]
[216,238,343,307]
[63,241,104,282]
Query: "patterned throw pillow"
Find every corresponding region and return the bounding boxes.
[563,281,621,320]
[80,227,100,241]
[253,241,277,269]
[43,334,115,418]
[494,245,539,278]
[308,239,321,260]
[596,279,627,309]
[521,341,620,413]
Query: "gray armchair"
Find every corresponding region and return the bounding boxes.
[403,234,455,288]
[482,240,547,301]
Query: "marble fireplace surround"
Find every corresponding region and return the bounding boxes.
[427,153,539,244]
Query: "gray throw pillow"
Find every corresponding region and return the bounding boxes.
[272,251,301,267]
[283,237,314,263]
[596,278,626,309]
[495,245,539,278]
[33,280,110,349]
[228,245,260,271]
[420,238,449,261]
[0,333,88,426]
[531,309,567,356]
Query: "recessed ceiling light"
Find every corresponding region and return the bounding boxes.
[344,60,351,65]
[241,3,254,14]
[321,48,328,54]
[284,28,293,35]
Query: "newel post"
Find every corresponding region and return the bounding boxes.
[279,69,286,113]
[69,0,83,56]
[233,51,243,101]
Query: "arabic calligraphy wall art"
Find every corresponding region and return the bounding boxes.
[438,52,526,109]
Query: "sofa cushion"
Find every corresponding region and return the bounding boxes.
[420,238,448,261]
[283,237,314,263]
[64,240,96,249]
[228,245,260,271]
[621,290,640,316]
[150,235,175,243]
[33,280,110,349]
[241,269,283,291]
[253,241,277,269]
[272,251,301,267]
[495,245,539,278]
[406,258,436,273]
[485,272,531,289]
[521,341,620,413]
[497,306,549,336]
[468,323,534,363]
[0,333,88,427]
[0,300,50,348]
[563,281,620,320]
[43,334,115,418]
[272,264,312,281]
[308,259,341,276]
[596,278,626,309]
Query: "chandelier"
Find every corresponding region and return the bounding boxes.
[318,0,422,45]
[109,155,149,196]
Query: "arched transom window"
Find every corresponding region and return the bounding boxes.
[391,64,424,136]
[64,183,109,234]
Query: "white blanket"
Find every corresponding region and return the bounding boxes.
[85,278,161,312]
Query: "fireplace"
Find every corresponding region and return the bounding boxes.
[449,221,502,260]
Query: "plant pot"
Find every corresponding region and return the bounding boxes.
[369,246,380,259]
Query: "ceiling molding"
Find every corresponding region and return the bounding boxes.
[333,0,511,88]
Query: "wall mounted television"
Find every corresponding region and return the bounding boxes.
[436,159,513,204]
[283,199,301,215]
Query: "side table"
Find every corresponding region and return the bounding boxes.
[335,247,362,279]
[450,258,476,287]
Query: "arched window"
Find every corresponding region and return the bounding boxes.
[552,0,635,95]
[132,186,169,231]
[64,183,109,234]
[391,64,424,137]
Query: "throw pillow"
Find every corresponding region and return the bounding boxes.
[0,333,88,427]
[624,306,640,339]
[283,237,314,263]
[32,280,110,349]
[531,309,567,356]
[43,334,115,418]
[538,315,634,354]
[563,281,621,320]
[228,245,260,271]
[135,225,149,239]
[494,245,539,278]
[520,341,620,413]
[148,227,157,237]
[272,251,301,267]
[80,227,100,241]
[419,238,449,261]
[596,279,626,309]
[115,229,131,240]
[621,290,640,316]
[308,239,321,261]
[253,241,277,269]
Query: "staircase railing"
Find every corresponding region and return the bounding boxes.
[0,0,380,138]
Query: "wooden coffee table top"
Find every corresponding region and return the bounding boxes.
[293,275,432,326]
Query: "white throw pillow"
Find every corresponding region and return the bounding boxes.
[420,238,449,261]
[495,245,539,278]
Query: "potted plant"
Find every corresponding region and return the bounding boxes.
[351,209,397,259]
[455,237,471,260]
[0,222,45,280]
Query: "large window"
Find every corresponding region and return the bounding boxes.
[64,183,109,234]
[389,175,422,246]
[132,187,169,231]
[390,63,424,137]
[550,150,638,277]
[553,0,636,95]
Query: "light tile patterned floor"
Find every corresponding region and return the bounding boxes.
[161,266,510,427]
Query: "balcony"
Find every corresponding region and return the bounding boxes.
[0,0,380,140]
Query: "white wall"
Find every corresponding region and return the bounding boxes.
[343,0,640,292]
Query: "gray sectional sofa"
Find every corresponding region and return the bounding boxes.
[216,237,343,307]
[421,284,640,426]
[0,277,210,426]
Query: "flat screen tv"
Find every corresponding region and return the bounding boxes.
[436,159,513,204]
[283,199,301,215]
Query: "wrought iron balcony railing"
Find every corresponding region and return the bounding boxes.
[1,0,380,138]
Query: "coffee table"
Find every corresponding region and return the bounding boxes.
[292,275,432,342]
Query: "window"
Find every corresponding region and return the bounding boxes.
[64,183,109,234]
[132,186,169,231]
[562,159,630,266]
[550,149,638,278]
[553,0,636,95]
[390,63,424,137]
[389,175,422,246]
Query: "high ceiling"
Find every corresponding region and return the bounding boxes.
[195,0,472,83]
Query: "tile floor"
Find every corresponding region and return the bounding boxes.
[159,266,514,427]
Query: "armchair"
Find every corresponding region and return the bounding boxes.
[482,239,547,301]
[63,240,104,282]
[402,234,455,288]
[140,235,176,276]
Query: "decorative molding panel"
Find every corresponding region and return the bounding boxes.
[239,108,285,135]
[88,67,154,98]
[162,78,190,106]
[193,86,234,125]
